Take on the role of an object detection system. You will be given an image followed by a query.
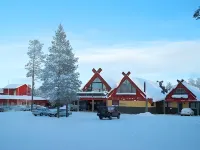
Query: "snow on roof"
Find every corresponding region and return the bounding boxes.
[101,75,118,89]
[182,81,200,100]
[0,95,46,101]
[130,77,166,102]
[3,84,24,89]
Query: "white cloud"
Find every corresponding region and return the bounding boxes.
[0,31,200,88]
[77,40,200,84]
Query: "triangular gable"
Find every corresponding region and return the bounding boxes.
[166,79,196,100]
[112,71,146,98]
[82,68,112,92]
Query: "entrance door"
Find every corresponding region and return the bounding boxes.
[178,103,182,113]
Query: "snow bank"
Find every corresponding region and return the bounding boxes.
[136,112,155,116]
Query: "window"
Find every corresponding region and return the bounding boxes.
[117,80,136,93]
[85,78,107,92]
[174,88,187,95]
[86,84,92,92]
[112,100,119,106]
[189,102,196,109]
[92,82,103,91]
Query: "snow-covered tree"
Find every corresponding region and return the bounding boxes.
[166,82,173,91]
[188,78,196,87]
[195,78,200,89]
[40,24,81,118]
[25,40,45,111]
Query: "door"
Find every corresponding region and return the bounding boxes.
[178,103,182,113]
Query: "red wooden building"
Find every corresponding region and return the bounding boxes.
[77,68,116,111]
[3,84,31,95]
[107,72,166,114]
[0,84,48,106]
[165,79,200,115]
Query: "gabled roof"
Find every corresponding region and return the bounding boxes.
[82,68,116,92]
[131,77,166,102]
[3,84,25,89]
[168,80,200,100]
[111,71,166,102]
[182,81,200,100]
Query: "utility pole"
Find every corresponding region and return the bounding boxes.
[144,82,148,112]
[77,95,80,112]
[55,86,60,118]
[31,58,35,112]
[163,100,165,114]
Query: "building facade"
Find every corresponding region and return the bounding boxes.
[0,84,48,106]
[3,84,31,95]
[107,72,166,114]
[165,79,200,115]
[77,68,115,111]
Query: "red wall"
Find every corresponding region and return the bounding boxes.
[108,76,146,101]
[165,83,196,101]
[3,89,15,95]
[17,84,31,95]
[3,84,31,95]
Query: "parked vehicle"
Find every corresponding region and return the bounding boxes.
[48,109,72,117]
[69,104,79,111]
[97,106,120,120]
[32,108,51,116]
[180,108,194,116]
[0,108,5,112]
[33,105,46,110]
[12,105,31,111]
[0,106,11,111]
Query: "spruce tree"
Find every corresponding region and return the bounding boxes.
[40,24,81,118]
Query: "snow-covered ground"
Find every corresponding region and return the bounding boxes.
[1,112,200,150]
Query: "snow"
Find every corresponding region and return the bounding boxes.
[0,88,3,93]
[1,112,200,150]
[182,81,200,100]
[3,84,24,89]
[0,95,46,101]
[131,77,166,102]
[172,94,188,98]
[136,112,155,116]
[116,93,136,95]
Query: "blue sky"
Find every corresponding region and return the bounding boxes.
[0,0,200,88]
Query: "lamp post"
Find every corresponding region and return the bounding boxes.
[144,81,148,112]
[55,87,59,118]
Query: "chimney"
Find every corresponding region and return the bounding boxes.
[144,82,146,93]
